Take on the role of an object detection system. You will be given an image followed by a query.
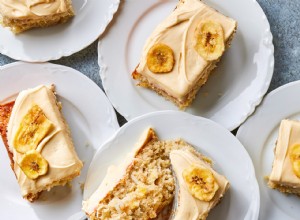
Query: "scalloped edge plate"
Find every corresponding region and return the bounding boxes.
[237,81,300,220]
[0,62,119,220]
[84,110,260,220]
[0,0,120,62]
[98,0,274,131]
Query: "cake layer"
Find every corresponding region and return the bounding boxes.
[1,85,82,201]
[269,120,300,188]
[0,101,14,169]
[135,0,237,101]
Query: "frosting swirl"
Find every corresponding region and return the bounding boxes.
[0,0,67,18]
[7,85,82,196]
[136,0,237,100]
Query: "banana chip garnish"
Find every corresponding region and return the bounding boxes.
[194,21,225,61]
[147,43,175,73]
[14,105,54,154]
[290,144,300,178]
[183,165,219,202]
[19,150,49,180]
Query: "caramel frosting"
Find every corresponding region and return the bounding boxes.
[82,128,155,215]
[169,149,229,219]
[7,85,82,197]
[269,120,300,186]
[0,0,68,18]
[136,0,237,100]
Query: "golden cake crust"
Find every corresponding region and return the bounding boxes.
[0,101,15,170]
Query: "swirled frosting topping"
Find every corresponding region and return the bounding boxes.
[269,119,300,186]
[0,0,67,18]
[136,0,237,99]
[7,85,82,196]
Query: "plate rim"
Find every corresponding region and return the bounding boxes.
[84,110,260,220]
[98,0,274,131]
[0,0,121,62]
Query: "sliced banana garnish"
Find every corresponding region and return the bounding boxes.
[194,20,225,61]
[182,165,219,202]
[290,144,300,178]
[14,105,54,154]
[19,150,49,180]
[146,43,175,73]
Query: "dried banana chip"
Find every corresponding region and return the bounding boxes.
[194,20,225,61]
[183,165,219,201]
[147,43,175,73]
[290,144,300,178]
[14,105,54,154]
[19,150,49,180]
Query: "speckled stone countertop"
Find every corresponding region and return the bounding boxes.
[0,0,299,127]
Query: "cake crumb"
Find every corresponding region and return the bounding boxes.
[79,182,85,194]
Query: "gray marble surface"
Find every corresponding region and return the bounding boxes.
[0,0,299,127]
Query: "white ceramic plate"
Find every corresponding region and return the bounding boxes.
[99,0,274,131]
[84,111,260,220]
[0,0,120,62]
[237,81,300,220]
[0,62,119,220]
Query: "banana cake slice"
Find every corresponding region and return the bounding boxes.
[83,128,229,219]
[132,0,237,109]
[0,85,83,202]
[169,149,229,220]
[268,119,300,195]
[0,0,74,33]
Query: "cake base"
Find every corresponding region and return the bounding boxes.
[268,181,300,196]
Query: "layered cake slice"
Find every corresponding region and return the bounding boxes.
[82,128,175,219]
[0,85,83,202]
[83,128,229,219]
[169,149,229,220]
[132,0,237,109]
[268,119,300,195]
[0,0,74,33]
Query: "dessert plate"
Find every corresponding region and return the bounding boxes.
[0,0,120,62]
[99,0,274,131]
[84,111,260,220]
[237,81,300,220]
[0,62,119,220]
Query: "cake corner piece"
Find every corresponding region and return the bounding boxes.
[268,119,300,196]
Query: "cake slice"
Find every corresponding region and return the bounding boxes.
[0,0,74,33]
[169,149,229,220]
[83,128,229,219]
[268,119,300,195]
[132,0,237,109]
[82,128,175,219]
[0,85,83,202]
